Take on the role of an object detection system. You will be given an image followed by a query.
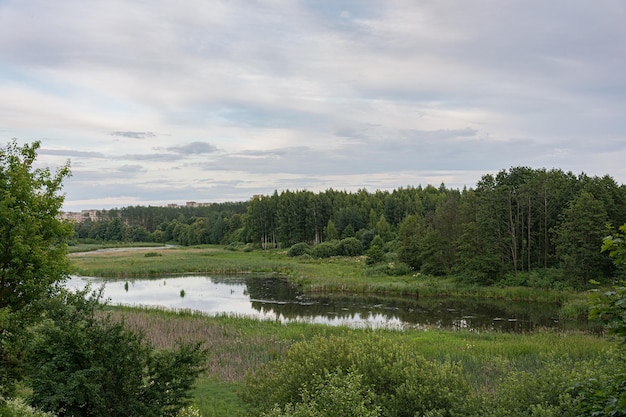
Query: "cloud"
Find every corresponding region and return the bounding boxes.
[0,0,624,210]
[166,141,218,155]
[38,148,107,159]
[117,164,145,174]
[110,131,156,139]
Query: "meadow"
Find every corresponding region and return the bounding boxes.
[71,245,613,416]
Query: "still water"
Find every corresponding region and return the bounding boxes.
[65,275,586,331]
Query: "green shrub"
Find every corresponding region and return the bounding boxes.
[287,243,311,257]
[336,238,363,257]
[144,251,162,257]
[474,353,622,417]
[261,369,381,417]
[244,334,470,417]
[365,245,384,265]
[311,241,338,258]
[26,288,207,417]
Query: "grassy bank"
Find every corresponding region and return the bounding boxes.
[70,245,584,303]
[105,307,614,417]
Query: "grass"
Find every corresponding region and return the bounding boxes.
[68,241,165,253]
[103,306,614,417]
[70,245,583,303]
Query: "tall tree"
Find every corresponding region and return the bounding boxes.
[0,140,72,311]
[554,191,610,287]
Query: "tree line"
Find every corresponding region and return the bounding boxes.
[73,167,626,287]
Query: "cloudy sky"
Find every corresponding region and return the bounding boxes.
[1,1,625,211]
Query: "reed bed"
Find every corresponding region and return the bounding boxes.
[103,306,611,384]
[99,306,614,417]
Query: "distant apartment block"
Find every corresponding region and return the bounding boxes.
[64,202,213,222]
[62,209,99,223]
[167,201,213,208]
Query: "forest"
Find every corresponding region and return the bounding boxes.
[73,166,626,288]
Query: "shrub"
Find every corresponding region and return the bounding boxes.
[244,334,470,417]
[337,238,363,257]
[366,245,384,265]
[474,353,625,417]
[144,252,162,257]
[287,242,311,257]
[261,369,381,417]
[311,241,338,258]
[26,288,207,417]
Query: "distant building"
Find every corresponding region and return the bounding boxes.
[63,202,213,223]
[62,209,99,223]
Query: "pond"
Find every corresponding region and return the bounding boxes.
[65,275,589,331]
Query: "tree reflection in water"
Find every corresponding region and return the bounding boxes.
[66,275,591,332]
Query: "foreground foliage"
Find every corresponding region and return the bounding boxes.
[26,288,207,417]
[244,332,622,417]
[0,140,72,312]
[0,140,208,417]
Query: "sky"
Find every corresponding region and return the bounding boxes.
[1,0,625,212]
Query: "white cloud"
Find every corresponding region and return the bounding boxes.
[0,0,624,210]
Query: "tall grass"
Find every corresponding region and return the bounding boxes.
[102,306,613,417]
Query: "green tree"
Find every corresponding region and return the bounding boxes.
[374,215,392,243]
[0,140,72,311]
[27,288,207,417]
[456,189,505,284]
[323,219,339,241]
[0,141,73,395]
[554,191,610,287]
[365,235,385,265]
[582,224,626,416]
[397,215,424,271]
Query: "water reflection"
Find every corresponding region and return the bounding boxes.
[65,275,588,331]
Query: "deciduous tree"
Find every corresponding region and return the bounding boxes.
[0,140,72,311]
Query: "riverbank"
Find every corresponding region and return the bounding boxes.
[69,244,588,306]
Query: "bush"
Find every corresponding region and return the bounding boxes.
[26,288,207,417]
[366,245,384,265]
[336,238,363,257]
[144,251,162,257]
[261,370,381,417]
[287,242,311,257]
[311,241,339,258]
[474,353,626,417]
[244,334,470,417]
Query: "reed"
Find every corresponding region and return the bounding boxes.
[100,306,613,416]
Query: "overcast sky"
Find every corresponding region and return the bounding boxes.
[1,1,625,212]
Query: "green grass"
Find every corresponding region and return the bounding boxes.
[71,245,582,303]
[68,241,165,253]
[191,378,249,417]
[103,306,614,417]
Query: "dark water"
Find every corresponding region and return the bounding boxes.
[65,275,588,331]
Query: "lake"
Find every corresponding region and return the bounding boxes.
[65,275,588,331]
